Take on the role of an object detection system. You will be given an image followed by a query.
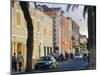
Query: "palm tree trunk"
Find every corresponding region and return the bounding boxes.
[88,6,96,68]
[19,1,33,72]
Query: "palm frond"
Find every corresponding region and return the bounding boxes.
[66,4,79,12]
[66,4,71,12]
[34,2,37,8]
[72,5,79,11]
[75,5,79,9]
[83,6,88,19]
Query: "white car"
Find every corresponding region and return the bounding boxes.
[35,56,57,70]
[74,54,83,60]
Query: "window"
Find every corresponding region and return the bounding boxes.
[50,47,52,54]
[39,46,41,58]
[44,46,46,56]
[16,12,21,26]
[47,47,49,55]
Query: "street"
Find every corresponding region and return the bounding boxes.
[32,59,89,73]
[12,58,89,75]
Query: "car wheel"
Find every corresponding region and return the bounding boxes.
[49,64,54,69]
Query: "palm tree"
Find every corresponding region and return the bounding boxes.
[85,6,96,68]
[66,5,96,68]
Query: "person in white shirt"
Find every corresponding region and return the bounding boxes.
[17,51,24,71]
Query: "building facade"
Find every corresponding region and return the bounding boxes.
[37,5,80,57]
[12,2,53,69]
[43,7,62,55]
[60,16,73,56]
[60,15,68,56]
[66,17,73,54]
[65,17,80,55]
[41,5,74,56]
[71,18,80,55]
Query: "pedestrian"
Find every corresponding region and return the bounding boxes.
[17,51,24,71]
[87,53,90,62]
[65,52,68,60]
[12,52,17,72]
[70,53,74,59]
[60,53,64,61]
[68,53,71,59]
[83,53,87,61]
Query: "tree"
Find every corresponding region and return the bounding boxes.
[19,1,33,72]
[19,1,38,72]
[86,6,96,68]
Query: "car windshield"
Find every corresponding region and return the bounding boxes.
[40,56,51,61]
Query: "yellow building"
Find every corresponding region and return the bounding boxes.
[12,2,53,69]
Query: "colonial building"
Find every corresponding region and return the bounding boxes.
[12,2,53,69]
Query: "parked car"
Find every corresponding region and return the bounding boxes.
[74,54,83,60]
[35,56,57,70]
